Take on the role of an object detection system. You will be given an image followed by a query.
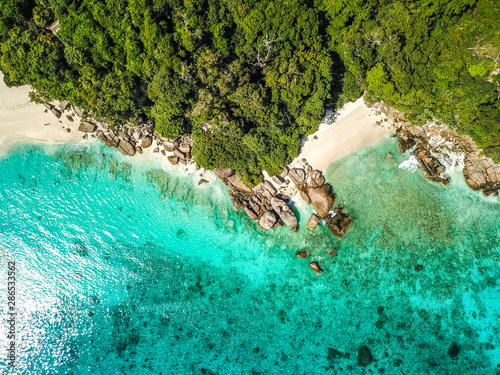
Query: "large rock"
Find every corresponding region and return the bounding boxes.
[300,190,311,204]
[214,168,235,179]
[141,136,153,148]
[51,107,62,118]
[97,132,118,148]
[168,156,179,165]
[227,174,253,194]
[307,184,335,218]
[174,148,186,159]
[309,262,323,275]
[272,174,285,185]
[413,145,449,184]
[117,139,136,156]
[397,129,416,153]
[279,210,298,228]
[289,168,306,189]
[325,207,352,239]
[244,206,258,220]
[58,101,70,111]
[295,249,310,259]
[310,170,325,188]
[258,210,278,229]
[270,197,289,213]
[163,141,177,151]
[307,213,320,229]
[78,121,97,133]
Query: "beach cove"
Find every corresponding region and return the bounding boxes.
[1,75,500,374]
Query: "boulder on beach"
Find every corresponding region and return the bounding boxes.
[51,107,62,118]
[117,139,136,156]
[164,141,177,151]
[306,183,335,218]
[289,168,306,189]
[272,174,285,185]
[78,121,97,133]
[174,148,186,159]
[168,155,179,165]
[227,174,254,194]
[258,210,278,229]
[141,136,153,148]
[98,132,118,148]
[307,213,320,229]
[279,210,298,228]
[198,179,209,185]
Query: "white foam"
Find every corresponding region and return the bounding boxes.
[398,155,419,173]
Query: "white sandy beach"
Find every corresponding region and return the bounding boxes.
[293,97,393,172]
[0,72,81,151]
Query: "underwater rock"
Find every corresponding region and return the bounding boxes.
[306,184,335,218]
[413,145,449,184]
[295,249,310,259]
[448,342,461,358]
[358,345,373,366]
[307,213,320,229]
[328,248,339,257]
[258,210,278,229]
[415,265,423,272]
[78,121,97,133]
[309,261,323,275]
[198,179,209,185]
[325,206,352,239]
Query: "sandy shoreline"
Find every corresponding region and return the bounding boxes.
[293,97,393,172]
[0,71,393,176]
[0,72,81,152]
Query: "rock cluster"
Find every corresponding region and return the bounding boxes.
[214,168,299,232]
[380,100,500,196]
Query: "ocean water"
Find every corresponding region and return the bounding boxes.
[0,139,499,374]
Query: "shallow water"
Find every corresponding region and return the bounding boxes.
[0,139,499,374]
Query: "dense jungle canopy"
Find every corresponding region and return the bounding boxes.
[1,0,499,184]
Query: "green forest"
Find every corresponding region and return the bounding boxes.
[1,0,499,185]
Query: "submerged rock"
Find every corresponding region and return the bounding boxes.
[198,179,209,185]
[306,184,335,218]
[309,261,323,275]
[358,345,373,366]
[448,342,461,358]
[295,249,310,259]
[307,213,320,229]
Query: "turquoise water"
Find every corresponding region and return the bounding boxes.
[0,139,499,374]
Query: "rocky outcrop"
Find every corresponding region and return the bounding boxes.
[168,156,179,165]
[214,168,235,179]
[307,213,320,229]
[244,206,258,220]
[306,184,335,218]
[413,145,449,184]
[397,129,416,153]
[270,197,298,231]
[259,210,279,229]
[325,207,353,239]
[78,121,97,133]
[463,153,500,195]
[309,261,323,275]
[300,190,311,204]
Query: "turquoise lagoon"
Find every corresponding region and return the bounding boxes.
[0,138,499,374]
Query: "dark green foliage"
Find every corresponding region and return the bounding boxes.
[1,0,499,183]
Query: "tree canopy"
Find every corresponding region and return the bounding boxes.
[1,0,499,183]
